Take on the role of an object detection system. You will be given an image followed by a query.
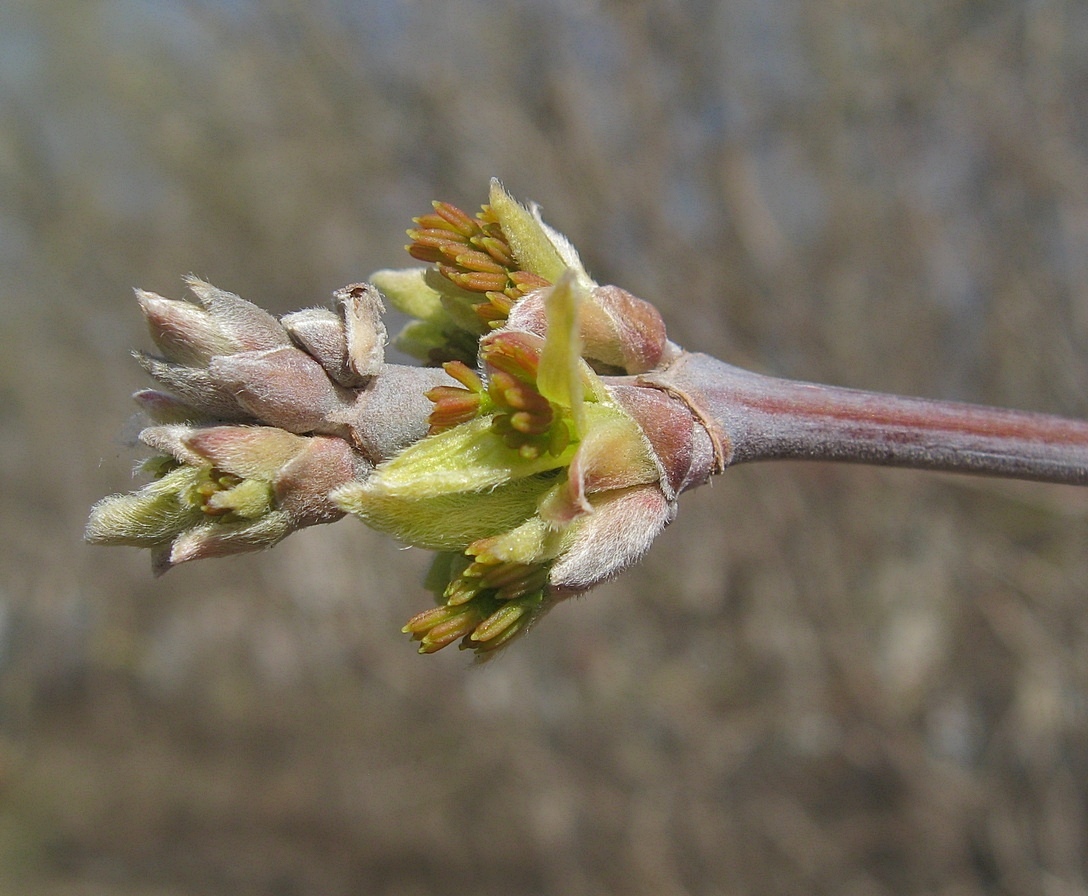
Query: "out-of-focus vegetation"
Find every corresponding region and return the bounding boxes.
[3,1,1088,893]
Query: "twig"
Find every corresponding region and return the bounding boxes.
[646,352,1088,486]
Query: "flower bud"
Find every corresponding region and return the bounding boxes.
[132,389,205,425]
[86,425,363,574]
[580,285,669,374]
[506,285,670,375]
[135,353,253,422]
[548,484,675,593]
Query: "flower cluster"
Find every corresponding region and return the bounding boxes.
[335,185,716,655]
[88,180,716,655]
[371,181,668,376]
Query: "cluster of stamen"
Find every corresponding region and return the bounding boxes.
[190,467,245,518]
[424,334,574,457]
[483,333,572,459]
[403,553,549,655]
[424,360,488,433]
[403,194,588,655]
[407,201,550,327]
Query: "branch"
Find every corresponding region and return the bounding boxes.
[86,180,1088,656]
[645,352,1088,486]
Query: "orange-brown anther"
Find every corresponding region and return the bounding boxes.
[405,201,553,329]
[444,360,484,391]
[419,613,480,653]
[425,389,483,432]
[507,271,550,295]
[445,270,510,293]
[429,201,478,236]
[424,361,488,434]
[475,236,515,267]
[475,331,577,459]
[470,604,527,644]
[405,229,463,262]
[450,249,505,274]
[482,332,542,382]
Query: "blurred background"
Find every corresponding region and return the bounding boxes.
[3,1,1088,893]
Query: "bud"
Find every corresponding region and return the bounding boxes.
[184,277,293,349]
[132,389,205,425]
[548,483,674,592]
[135,277,292,383]
[130,277,439,457]
[135,352,253,422]
[134,278,296,423]
[136,290,239,366]
[89,275,441,575]
[89,185,718,659]
[86,425,363,575]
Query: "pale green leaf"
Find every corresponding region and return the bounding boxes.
[355,417,576,499]
[488,179,568,283]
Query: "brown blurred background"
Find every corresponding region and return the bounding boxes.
[3,1,1088,893]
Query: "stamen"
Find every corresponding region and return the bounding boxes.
[404,199,554,328]
[471,603,527,643]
